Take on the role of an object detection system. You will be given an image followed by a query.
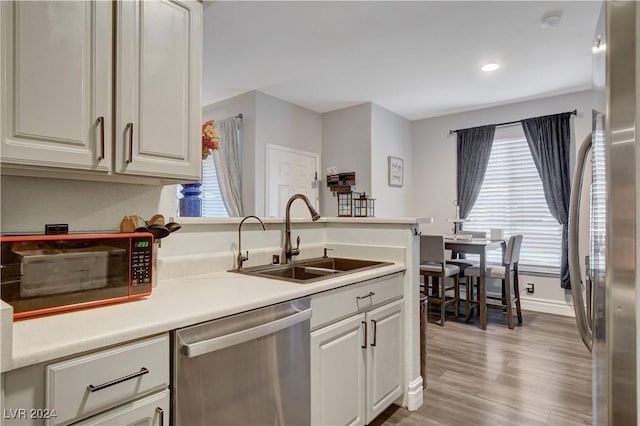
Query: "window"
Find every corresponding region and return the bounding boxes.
[177,158,228,217]
[463,129,563,273]
[591,128,606,272]
[201,157,229,217]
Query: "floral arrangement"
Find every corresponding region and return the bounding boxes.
[202,120,221,159]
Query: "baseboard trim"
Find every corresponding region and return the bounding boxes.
[406,376,423,411]
[520,297,575,317]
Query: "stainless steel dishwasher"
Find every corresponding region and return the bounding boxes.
[172,298,311,425]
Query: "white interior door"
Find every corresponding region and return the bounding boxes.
[266,145,319,217]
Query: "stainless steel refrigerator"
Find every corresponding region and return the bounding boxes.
[569,1,638,424]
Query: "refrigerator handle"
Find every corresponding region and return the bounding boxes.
[568,133,593,352]
[585,255,593,330]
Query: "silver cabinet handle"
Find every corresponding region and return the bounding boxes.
[371,319,377,347]
[86,367,149,392]
[156,407,164,426]
[97,116,105,160]
[361,321,367,349]
[356,291,375,301]
[183,308,311,358]
[126,123,134,163]
[568,132,593,352]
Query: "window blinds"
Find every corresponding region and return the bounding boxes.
[201,157,229,218]
[590,129,606,272]
[463,135,563,273]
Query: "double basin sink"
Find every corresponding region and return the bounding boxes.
[232,257,392,283]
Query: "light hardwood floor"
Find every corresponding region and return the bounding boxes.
[371,309,592,426]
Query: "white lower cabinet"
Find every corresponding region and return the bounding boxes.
[45,334,169,425]
[365,300,404,422]
[310,273,404,426]
[73,390,169,426]
[311,313,367,426]
[1,334,170,426]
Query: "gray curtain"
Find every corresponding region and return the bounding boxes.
[521,112,572,289]
[213,117,244,217]
[456,125,496,219]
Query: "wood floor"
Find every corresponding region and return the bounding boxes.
[371,309,592,426]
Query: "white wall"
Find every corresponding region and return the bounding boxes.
[202,91,322,217]
[410,90,593,313]
[254,92,322,216]
[202,91,257,215]
[0,176,174,234]
[321,103,372,216]
[411,90,592,231]
[371,104,412,217]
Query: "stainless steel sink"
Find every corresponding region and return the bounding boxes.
[231,257,392,283]
[301,257,387,271]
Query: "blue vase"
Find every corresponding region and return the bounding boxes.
[180,183,202,217]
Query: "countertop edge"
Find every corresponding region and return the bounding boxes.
[5,264,405,372]
[173,217,433,225]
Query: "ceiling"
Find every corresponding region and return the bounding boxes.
[202,1,602,121]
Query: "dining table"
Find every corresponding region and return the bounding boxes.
[444,238,506,330]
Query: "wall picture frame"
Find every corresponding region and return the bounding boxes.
[388,156,404,187]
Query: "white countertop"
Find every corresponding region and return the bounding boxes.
[4,264,404,372]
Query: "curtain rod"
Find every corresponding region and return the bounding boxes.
[236,113,243,122]
[448,109,577,135]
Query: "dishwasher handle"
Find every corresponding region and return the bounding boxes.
[183,308,312,358]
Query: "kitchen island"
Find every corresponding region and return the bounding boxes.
[1,217,430,425]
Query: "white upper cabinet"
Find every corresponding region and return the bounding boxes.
[115,0,202,181]
[0,0,202,183]
[0,1,112,171]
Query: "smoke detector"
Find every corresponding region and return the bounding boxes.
[540,11,563,28]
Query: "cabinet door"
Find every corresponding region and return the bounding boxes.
[73,390,169,426]
[0,0,112,171]
[311,313,366,426]
[366,299,404,423]
[116,0,202,181]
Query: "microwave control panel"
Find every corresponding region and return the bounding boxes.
[131,236,153,290]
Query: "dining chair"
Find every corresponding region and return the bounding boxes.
[420,235,460,326]
[463,234,523,329]
[446,230,486,317]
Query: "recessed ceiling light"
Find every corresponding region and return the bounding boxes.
[541,11,563,28]
[481,63,500,72]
